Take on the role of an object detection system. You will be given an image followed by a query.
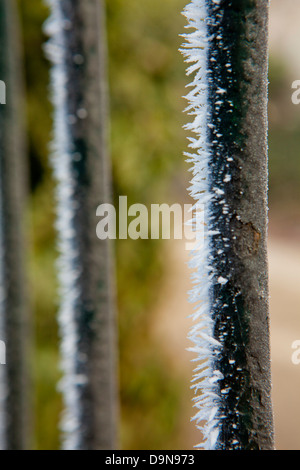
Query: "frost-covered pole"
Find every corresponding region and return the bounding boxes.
[45,0,118,449]
[0,0,29,450]
[182,0,274,449]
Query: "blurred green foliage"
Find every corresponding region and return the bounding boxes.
[18,0,188,450]
[268,57,300,211]
[16,0,299,450]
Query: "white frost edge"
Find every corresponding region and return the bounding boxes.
[181,0,222,450]
[44,0,83,450]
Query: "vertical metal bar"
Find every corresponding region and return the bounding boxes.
[183,0,274,449]
[46,0,118,450]
[0,0,29,450]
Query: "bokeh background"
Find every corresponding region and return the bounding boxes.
[16,0,300,449]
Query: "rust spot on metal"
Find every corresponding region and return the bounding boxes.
[232,218,261,257]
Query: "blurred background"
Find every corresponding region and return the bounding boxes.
[15,0,300,449]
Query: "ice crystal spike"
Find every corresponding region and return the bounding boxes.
[45,0,118,450]
[182,0,274,450]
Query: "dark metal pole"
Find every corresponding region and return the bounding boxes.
[183,0,274,450]
[45,0,119,449]
[0,0,29,450]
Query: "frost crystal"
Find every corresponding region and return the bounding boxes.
[181,0,222,450]
[44,0,83,450]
